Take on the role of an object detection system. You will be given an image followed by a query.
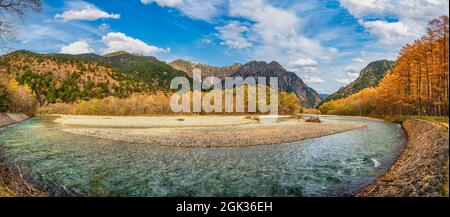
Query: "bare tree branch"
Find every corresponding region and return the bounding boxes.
[0,0,41,51]
[0,0,42,18]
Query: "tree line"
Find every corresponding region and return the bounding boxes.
[39,88,302,116]
[0,79,37,116]
[319,16,449,117]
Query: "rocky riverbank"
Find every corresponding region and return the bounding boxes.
[56,115,367,147]
[358,119,449,197]
[1,113,48,197]
[0,113,29,127]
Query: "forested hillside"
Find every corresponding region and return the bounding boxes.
[75,51,190,91]
[170,59,242,79]
[319,16,449,117]
[0,50,189,104]
[320,60,395,105]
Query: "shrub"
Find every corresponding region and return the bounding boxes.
[0,82,10,112]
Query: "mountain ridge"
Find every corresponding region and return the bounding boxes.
[169,59,242,79]
[230,60,322,108]
[0,50,189,103]
[320,60,395,106]
[171,59,322,107]
[1,50,323,107]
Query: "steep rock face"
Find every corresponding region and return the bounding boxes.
[321,60,395,105]
[230,61,322,108]
[170,59,242,80]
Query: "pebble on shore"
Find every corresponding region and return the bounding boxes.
[58,115,367,148]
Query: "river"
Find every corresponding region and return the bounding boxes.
[0,115,406,196]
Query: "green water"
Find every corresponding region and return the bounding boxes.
[0,116,405,196]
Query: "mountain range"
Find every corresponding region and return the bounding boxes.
[170,59,242,80]
[0,50,189,103]
[0,50,398,109]
[170,59,322,108]
[320,60,395,106]
[0,50,323,107]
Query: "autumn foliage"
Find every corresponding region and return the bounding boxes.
[39,89,301,116]
[320,16,449,117]
[0,79,37,116]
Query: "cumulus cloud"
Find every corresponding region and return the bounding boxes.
[141,0,225,22]
[101,32,170,56]
[340,0,448,19]
[55,4,120,22]
[141,0,183,7]
[335,78,353,85]
[289,58,319,73]
[303,76,324,84]
[140,0,337,67]
[344,65,359,78]
[99,23,110,31]
[340,0,449,47]
[289,58,318,67]
[60,40,94,54]
[215,22,253,49]
[359,20,414,46]
[228,0,337,62]
[352,58,365,63]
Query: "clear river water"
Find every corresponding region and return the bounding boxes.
[0,115,406,196]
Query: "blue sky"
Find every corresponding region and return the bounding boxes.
[8,0,450,94]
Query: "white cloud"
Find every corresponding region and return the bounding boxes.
[141,0,337,68]
[340,0,448,19]
[60,40,94,54]
[216,22,253,49]
[303,76,324,84]
[101,32,170,56]
[289,58,318,67]
[141,0,183,7]
[99,23,110,31]
[228,0,337,63]
[340,0,449,47]
[335,78,353,85]
[352,58,365,63]
[141,0,225,22]
[55,4,120,22]
[344,65,359,78]
[19,24,73,44]
[201,38,213,44]
[360,20,414,46]
[289,58,319,73]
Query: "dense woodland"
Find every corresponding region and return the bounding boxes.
[0,79,36,116]
[319,16,449,117]
[39,87,302,116]
[0,50,173,103]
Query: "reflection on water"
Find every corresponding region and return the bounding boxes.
[0,116,405,196]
